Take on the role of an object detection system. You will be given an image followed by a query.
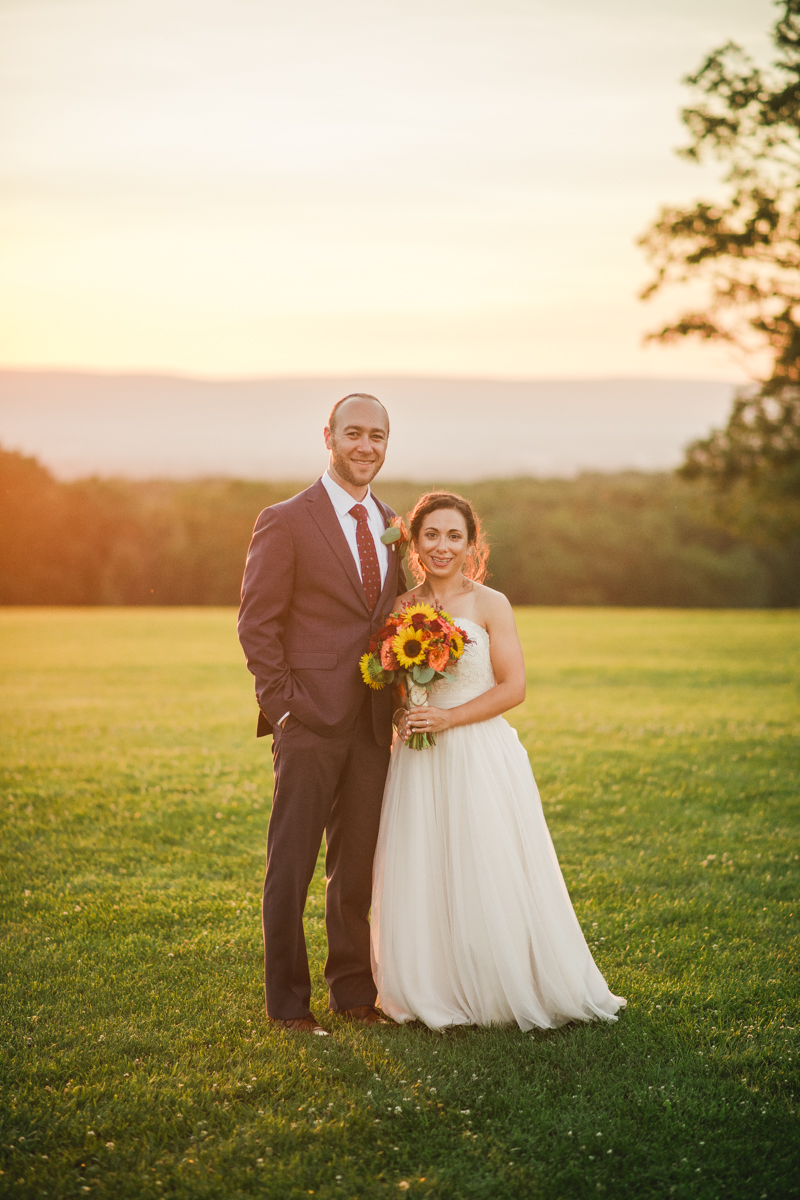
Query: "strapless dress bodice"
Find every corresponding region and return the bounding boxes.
[428,617,496,710]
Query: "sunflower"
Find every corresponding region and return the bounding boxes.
[449,630,465,659]
[359,652,386,689]
[401,600,438,622]
[393,627,430,667]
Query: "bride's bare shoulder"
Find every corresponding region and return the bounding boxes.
[471,581,515,626]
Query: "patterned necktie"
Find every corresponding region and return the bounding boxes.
[349,503,381,611]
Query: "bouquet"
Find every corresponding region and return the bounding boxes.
[359,600,471,749]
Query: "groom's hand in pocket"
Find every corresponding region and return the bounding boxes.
[273,711,295,736]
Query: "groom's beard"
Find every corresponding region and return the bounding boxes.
[331,450,384,489]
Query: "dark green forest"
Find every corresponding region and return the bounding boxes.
[1,446,798,607]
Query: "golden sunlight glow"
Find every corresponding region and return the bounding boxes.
[0,0,771,379]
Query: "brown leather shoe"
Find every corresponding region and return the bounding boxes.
[338,1004,392,1026]
[268,1014,329,1036]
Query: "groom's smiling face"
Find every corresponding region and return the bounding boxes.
[324,396,389,491]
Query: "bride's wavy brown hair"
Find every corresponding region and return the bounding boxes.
[407,491,490,585]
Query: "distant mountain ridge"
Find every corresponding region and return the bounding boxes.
[0,370,736,481]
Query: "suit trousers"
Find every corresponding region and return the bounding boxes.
[263,694,391,1019]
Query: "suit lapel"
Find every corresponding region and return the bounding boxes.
[373,495,403,616]
[307,480,370,613]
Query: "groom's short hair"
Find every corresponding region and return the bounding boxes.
[328,393,389,434]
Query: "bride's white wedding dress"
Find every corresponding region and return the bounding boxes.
[371,617,626,1031]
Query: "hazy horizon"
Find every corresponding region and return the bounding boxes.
[0,369,735,482]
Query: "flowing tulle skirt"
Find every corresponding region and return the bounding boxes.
[371,716,626,1031]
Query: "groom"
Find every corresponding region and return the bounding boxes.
[238,394,404,1034]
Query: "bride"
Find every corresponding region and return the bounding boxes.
[371,491,626,1031]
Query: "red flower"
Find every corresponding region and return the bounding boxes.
[374,621,400,643]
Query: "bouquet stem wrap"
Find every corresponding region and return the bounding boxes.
[406,684,434,750]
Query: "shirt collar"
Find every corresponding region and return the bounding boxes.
[322,469,375,519]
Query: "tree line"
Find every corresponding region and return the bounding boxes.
[2,446,797,608]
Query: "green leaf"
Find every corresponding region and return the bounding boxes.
[415,665,435,684]
[380,527,402,544]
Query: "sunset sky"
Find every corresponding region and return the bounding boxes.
[0,0,773,380]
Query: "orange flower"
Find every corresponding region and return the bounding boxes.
[392,516,410,543]
[428,642,450,672]
[380,640,400,670]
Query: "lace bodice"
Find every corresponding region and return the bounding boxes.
[428,618,496,709]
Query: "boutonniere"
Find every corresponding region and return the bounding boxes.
[380,516,410,559]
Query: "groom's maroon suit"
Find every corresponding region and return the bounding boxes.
[238,478,403,1019]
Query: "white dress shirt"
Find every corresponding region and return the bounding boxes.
[276,472,389,728]
[320,469,389,587]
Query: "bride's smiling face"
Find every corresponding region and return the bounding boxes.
[415,508,471,581]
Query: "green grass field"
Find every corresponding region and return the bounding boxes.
[1,607,798,1200]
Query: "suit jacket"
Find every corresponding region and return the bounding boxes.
[237,478,405,747]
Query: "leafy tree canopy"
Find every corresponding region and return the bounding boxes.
[639,0,800,543]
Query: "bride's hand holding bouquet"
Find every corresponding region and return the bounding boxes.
[404,702,453,738]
